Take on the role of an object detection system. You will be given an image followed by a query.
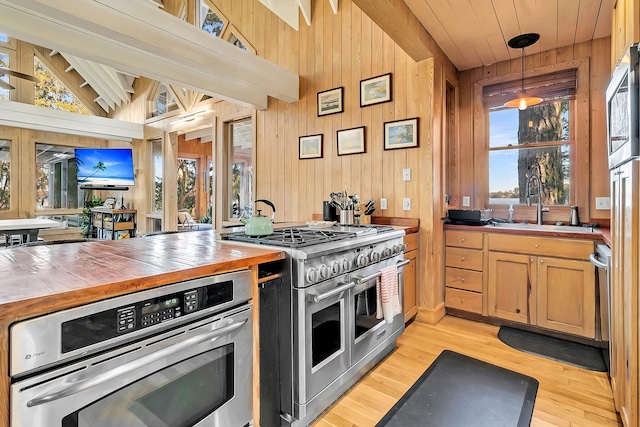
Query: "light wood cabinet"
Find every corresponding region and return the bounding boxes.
[403,232,418,322]
[610,160,639,427]
[487,234,596,339]
[612,0,640,68]
[445,230,484,315]
[487,252,535,324]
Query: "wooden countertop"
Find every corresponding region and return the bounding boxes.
[444,222,607,241]
[0,231,284,427]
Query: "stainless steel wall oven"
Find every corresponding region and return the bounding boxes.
[10,270,254,427]
[226,225,407,427]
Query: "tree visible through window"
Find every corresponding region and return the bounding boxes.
[34,56,90,115]
[0,52,9,101]
[0,140,10,211]
[177,158,197,217]
[488,101,571,206]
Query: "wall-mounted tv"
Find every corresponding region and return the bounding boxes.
[75,148,135,188]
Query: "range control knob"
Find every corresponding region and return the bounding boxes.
[382,247,393,258]
[318,264,330,279]
[369,251,381,263]
[341,258,349,273]
[306,268,318,284]
[331,261,341,275]
[356,253,368,268]
[399,243,408,253]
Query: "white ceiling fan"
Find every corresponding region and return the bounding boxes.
[0,68,39,90]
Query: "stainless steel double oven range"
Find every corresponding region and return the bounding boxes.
[10,270,254,427]
[225,224,408,427]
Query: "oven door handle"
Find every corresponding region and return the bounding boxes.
[355,259,411,284]
[308,281,356,303]
[26,317,249,408]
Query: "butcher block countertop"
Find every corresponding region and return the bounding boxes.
[0,231,284,427]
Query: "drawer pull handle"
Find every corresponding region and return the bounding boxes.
[461,278,465,282]
[460,299,464,304]
[460,257,465,261]
[460,238,465,242]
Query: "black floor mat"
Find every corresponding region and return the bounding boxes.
[498,326,608,372]
[376,350,538,427]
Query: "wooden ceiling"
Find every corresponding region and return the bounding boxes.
[403,0,612,71]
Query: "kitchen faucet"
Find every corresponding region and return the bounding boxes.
[525,174,548,225]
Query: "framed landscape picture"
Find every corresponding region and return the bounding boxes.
[384,117,419,150]
[360,73,392,107]
[317,87,344,116]
[337,126,365,156]
[299,134,323,159]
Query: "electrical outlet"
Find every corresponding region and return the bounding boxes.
[380,198,388,210]
[402,168,411,181]
[462,196,470,207]
[403,198,411,211]
[595,197,611,210]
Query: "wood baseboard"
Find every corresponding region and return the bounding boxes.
[416,302,446,325]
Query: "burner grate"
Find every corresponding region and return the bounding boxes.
[225,228,356,248]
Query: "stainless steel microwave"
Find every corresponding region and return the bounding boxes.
[606,43,640,170]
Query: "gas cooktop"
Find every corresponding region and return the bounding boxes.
[224,224,395,248]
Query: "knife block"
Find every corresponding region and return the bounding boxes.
[361,215,372,224]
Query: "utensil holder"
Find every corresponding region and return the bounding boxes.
[339,209,354,225]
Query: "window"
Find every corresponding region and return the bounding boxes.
[0,140,10,211]
[200,0,228,37]
[0,51,9,101]
[484,69,576,207]
[150,83,179,118]
[34,56,90,114]
[488,101,571,206]
[152,139,163,212]
[36,144,83,210]
[228,119,253,220]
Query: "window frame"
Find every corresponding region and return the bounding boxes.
[487,98,576,208]
[0,46,16,102]
[473,59,589,221]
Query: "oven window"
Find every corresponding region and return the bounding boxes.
[311,301,342,367]
[61,345,234,427]
[353,285,381,339]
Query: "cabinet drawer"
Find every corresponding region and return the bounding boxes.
[445,247,483,271]
[445,267,483,292]
[487,234,594,260]
[445,288,482,314]
[445,231,483,249]
[404,232,418,252]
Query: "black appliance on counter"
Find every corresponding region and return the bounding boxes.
[447,209,493,226]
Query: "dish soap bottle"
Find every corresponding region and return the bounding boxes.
[508,204,514,223]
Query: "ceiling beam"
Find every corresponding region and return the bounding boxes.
[259,0,300,30]
[351,0,435,62]
[328,0,338,14]
[0,0,299,110]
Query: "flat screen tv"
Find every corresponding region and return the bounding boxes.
[75,148,135,188]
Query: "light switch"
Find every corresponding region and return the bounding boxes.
[402,168,411,181]
[380,198,388,210]
[462,196,470,207]
[403,198,411,211]
[595,197,611,210]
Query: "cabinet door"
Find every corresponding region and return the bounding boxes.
[488,252,536,325]
[403,249,418,323]
[536,258,596,338]
[611,161,639,427]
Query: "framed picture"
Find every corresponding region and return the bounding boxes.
[384,117,419,150]
[360,73,392,107]
[337,126,366,156]
[299,134,323,159]
[223,24,256,54]
[317,86,344,116]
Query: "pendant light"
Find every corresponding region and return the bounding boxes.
[504,33,542,110]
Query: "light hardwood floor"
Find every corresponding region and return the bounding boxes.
[312,316,621,427]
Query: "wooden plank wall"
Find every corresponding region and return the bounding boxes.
[204,0,458,316]
[456,37,612,224]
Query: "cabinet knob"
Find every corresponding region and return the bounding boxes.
[460,299,464,304]
[516,308,521,314]
[460,257,465,261]
[540,259,544,264]
[461,278,465,282]
[460,238,465,242]
[534,244,539,248]
[530,258,534,263]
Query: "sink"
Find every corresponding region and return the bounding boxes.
[489,222,600,233]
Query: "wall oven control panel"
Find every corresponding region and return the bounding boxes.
[61,280,233,354]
